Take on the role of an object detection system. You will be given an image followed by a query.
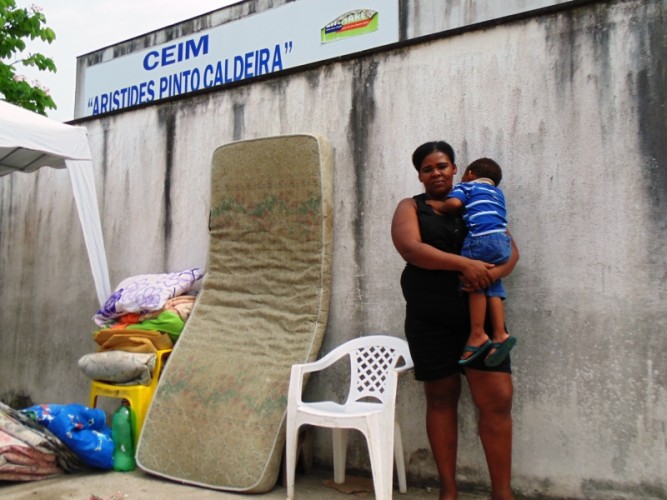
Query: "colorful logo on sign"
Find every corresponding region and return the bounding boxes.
[321,10,379,43]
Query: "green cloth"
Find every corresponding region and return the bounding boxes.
[127,310,185,342]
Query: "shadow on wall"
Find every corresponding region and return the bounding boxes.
[1,390,34,410]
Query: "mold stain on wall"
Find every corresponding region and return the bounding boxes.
[347,59,378,327]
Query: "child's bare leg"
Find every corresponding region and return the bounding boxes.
[460,291,490,361]
[487,297,509,342]
[485,297,515,365]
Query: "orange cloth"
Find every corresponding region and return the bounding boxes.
[93,329,173,353]
[108,313,142,329]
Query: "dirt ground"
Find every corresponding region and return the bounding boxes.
[1,467,487,499]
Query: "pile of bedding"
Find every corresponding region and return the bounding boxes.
[0,402,82,481]
[79,268,203,385]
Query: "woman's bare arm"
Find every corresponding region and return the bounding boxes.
[391,197,494,289]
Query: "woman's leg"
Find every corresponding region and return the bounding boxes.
[424,373,462,500]
[465,370,514,500]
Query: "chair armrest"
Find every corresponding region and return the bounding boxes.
[395,354,414,373]
[287,364,308,403]
[288,349,345,402]
[294,344,349,374]
[291,360,329,375]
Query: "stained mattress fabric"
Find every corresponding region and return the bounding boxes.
[136,134,333,492]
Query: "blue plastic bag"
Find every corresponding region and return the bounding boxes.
[22,403,114,470]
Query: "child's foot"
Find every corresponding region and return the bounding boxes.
[459,335,492,365]
[486,331,510,358]
[484,335,518,367]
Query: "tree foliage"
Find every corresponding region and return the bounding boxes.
[0,0,56,115]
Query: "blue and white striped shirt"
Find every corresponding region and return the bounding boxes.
[448,178,507,237]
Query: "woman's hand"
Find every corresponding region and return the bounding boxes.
[462,234,520,290]
[459,259,495,291]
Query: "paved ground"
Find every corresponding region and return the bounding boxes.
[1,467,487,499]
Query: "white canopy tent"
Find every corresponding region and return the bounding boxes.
[0,100,111,306]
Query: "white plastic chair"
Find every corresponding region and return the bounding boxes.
[285,335,414,500]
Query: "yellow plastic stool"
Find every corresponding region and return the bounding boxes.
[89,349,171,447]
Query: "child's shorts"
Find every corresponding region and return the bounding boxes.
[461,232,512,298]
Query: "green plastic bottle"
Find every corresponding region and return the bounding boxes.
[111,402,136,471]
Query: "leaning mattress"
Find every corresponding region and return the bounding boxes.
[136,134,333,492]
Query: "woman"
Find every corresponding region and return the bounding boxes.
[391,141,518,500]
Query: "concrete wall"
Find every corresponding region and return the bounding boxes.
[2,0,666,497]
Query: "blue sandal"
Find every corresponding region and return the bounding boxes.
[458,339,492,366]
[484,336,517,367]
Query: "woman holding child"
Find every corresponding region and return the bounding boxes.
[391,140,518,500]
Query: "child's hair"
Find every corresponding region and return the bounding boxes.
[466,157,503,186]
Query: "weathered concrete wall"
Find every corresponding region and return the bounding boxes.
[399,0,575,39]
[1,0,666,498]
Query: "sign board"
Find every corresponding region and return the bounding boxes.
[78,0,399,118]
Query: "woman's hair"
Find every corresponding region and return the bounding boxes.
[411,141,456,171]
[466,157,503,186]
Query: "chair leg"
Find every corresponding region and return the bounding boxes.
[332,428,348,484]
[300,426,314,474]
[394,422,407,494]
[285,421,300,500]
[131,400,145,448]
[281,426,314,488]
[366,420,395,500]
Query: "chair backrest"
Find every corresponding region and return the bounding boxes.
[343,335,413,406]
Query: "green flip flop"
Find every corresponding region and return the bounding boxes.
[484,336,517,367]
[458,339,492,366]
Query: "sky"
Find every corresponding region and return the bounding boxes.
[16,0,241,122]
